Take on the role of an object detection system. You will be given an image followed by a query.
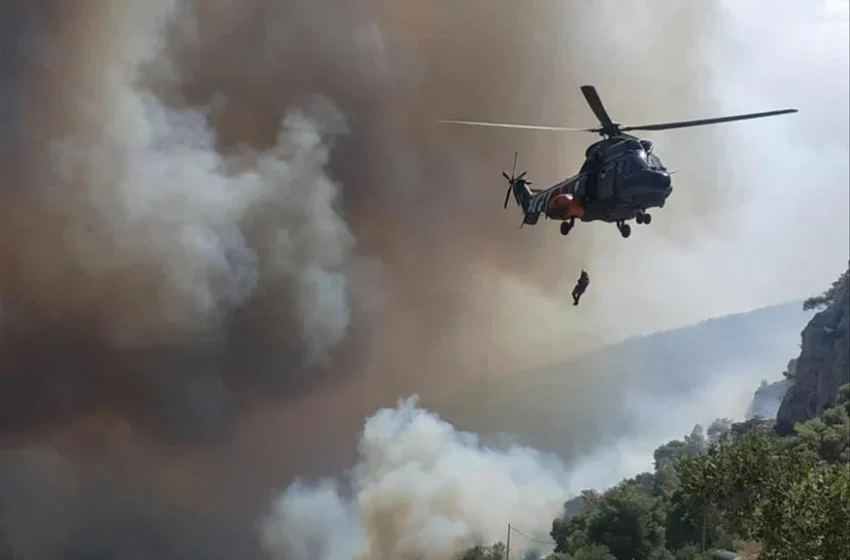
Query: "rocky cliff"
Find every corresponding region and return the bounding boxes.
[776,265,850,434]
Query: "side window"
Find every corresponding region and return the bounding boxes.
[648,154,666,170]
[598,162,616,199]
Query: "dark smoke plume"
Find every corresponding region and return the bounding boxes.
[0,0,837,558]
[0,0,733,451]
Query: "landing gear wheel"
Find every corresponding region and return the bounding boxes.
[619,223,632,238]
[560,219,575,236]
[636,212,652,225]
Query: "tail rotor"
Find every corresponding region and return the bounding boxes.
[502,175,513,208]
[502,150,530,209]
[502,151,532,227]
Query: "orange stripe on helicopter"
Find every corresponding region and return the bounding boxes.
[549,193,584,218]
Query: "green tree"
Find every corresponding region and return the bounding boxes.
[650,424,717,501]
[552,490,604,553]
[571,545,616,560]
[758,462,850,560]
[652,425,707,472]
[803,262,848,310]
[624,472,656,496]
[552,483,667,560]
[582,483,666,560]
[653,440,687,471]
[456,542,507,560]
[662,488,703,551]
[676,429,850,559]
[546,545,615,560]
[563,490,599,519]
[786,402,850,464]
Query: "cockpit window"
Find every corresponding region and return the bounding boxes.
[623,151,648,174]
[647,153,666,171]
[604,138,643,159]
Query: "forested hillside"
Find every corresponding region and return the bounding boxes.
[459,264,850,560]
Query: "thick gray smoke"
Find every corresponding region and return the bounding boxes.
[1,0,364,441]
[0,0,845,558]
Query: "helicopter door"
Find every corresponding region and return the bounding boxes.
[597,161,616,200]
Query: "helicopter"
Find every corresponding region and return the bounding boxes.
[440,85,798,238]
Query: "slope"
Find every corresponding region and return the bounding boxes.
[432,301,812,467]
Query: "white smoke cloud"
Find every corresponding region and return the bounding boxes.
[262,396,568,560]
[11,0,356,359]
[261,310,809,560]
[565,360,790,491]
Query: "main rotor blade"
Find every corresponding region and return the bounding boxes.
[580,85,615,129]
[621,108,798,133]
[439,119,590,132]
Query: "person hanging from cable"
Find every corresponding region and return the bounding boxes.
[572,269,590,306]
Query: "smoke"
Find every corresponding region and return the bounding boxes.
[261,397,567,560]
[3,0,843,441]
[1,0,366,442]
[565,358,792,491]
[0,0,846,558]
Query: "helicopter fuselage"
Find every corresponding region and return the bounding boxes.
[520,135,672,228]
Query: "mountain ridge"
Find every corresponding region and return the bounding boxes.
[430,300,812,467]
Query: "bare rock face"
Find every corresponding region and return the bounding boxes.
[776,268,850,435]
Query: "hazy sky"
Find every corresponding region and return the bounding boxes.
[480,0,849,363]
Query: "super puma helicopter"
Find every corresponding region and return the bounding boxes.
[441,85,798,238]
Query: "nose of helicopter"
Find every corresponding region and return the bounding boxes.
[650,170,671,190]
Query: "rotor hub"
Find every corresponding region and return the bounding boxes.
[592,123,623,138]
